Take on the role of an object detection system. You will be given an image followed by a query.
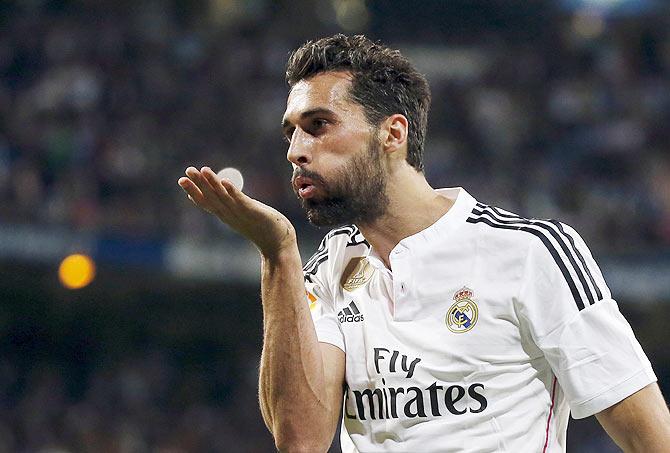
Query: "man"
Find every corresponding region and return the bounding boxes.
[177,35,670,452]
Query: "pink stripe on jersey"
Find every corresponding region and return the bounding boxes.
[542,376,558,453]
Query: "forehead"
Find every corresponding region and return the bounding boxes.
[283,71,360,121]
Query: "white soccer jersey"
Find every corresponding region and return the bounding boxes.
[303,187,656,453]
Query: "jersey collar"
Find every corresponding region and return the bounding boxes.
[365,187,478,270]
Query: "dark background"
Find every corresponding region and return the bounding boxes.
[1,0,669,451]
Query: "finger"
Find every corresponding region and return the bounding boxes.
[210,170,255,211]
[185,166,219,202]
[189,195,217,214]
[201,167,245,202]
[196,166,229,205]
[178,176,206,205]
[218,176,243,199]
[178,176,196,190]
[201,167,234,201]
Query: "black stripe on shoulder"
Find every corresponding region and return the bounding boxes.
[304,253,330,277]
[303,225,355,272]
[303,225,366,276]
[472,205,598,307]
[466,208,587,311]
[479,204,604,302]
[346,226,370,248]
[548,219,603,301]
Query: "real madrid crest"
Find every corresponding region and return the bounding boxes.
[446,287,478,333]
[340,257,375,291]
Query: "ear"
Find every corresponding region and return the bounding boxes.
[381,114,409,156]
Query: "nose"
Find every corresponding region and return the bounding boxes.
[286,129,312,166]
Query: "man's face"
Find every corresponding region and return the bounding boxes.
[282,72,388,227]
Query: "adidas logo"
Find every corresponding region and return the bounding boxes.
[338,301,364,323]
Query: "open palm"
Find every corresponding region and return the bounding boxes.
[178,166,296,257]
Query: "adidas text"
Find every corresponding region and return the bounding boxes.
[339,313,364,323]
[338,301,364,323]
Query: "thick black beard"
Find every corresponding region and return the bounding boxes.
[295,138,388,227]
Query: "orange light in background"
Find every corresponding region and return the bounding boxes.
[58,254,96,289]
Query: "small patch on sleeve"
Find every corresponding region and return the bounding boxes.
[306,290,318,310]
[340,257,375,291]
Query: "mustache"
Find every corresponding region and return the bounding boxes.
[291,168,326,186]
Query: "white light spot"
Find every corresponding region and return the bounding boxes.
[217,167,244,191]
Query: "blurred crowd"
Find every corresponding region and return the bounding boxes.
[0,352,276,452]
[0,1,298,241]
[1,1,670,251]
[0,275,281,453]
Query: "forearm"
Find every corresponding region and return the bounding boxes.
[176,167,333,447]
[620,403,670,453]
[597,383,670,452]
[258,245,333,450]
[609,411,670,453]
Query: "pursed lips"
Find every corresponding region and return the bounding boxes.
[293,175,318,199]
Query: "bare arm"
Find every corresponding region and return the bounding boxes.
[178,166,345,452]
[258,246,345,451]
[596,383,670,452]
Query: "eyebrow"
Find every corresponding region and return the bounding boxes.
[281,107,336,132]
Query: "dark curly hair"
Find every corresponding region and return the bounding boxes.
[286,34,431,172]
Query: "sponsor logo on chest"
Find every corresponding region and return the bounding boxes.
[345,347,488,421]
[338,301,364,323]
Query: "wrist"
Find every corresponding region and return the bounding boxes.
[259,231,300,263]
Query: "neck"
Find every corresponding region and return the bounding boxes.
[357,168,454,268]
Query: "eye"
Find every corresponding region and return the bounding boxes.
[306,119,329,136]
[283,127,295,143]
[312,119,327,129]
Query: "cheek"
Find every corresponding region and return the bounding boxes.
[313,127,373,176]
[311,142,351,173]
[327,122,371,151]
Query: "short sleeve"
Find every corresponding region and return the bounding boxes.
[304,271,345,353]
[517,226,656,419]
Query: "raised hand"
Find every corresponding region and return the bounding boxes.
[178,166,297,258]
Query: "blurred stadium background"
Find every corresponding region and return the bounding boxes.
[1,0,670,451]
